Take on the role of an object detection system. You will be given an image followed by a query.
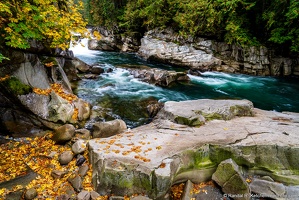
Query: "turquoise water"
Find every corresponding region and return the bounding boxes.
[70,40,299,127]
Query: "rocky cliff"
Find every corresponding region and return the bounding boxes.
[0,43,91,136]
[89,27,299,77]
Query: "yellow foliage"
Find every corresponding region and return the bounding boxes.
[0,0,88,50]
[33,83,78,103]
[93,31,102,40]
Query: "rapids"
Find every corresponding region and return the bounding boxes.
[70,39,299,128]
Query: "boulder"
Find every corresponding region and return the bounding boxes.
[92,119,127,138]
[68,174,83,192]
[52,124,75,143]
[120,64,190,87]
[77,190,90,200]
[24,188,37,200]
[58,150,74,165]
[88,99,299,198]
[157,99,253,126]
[250,178,285,199]
[71,139,87,155]
[212,159,251,200]
[90,66,105,74]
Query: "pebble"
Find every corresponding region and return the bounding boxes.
[58,150,74,165]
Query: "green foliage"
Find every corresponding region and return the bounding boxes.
[82,0,299,54]
[86,0,126,27]
[1,76,32,95]
[0,0,87,53]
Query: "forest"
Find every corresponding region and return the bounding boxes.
[85,0,299,56]
[0,0,298,61]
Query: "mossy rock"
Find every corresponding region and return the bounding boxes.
[1,76,32,95]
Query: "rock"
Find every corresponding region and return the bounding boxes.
[90,66,105,74]
[24,188,37,200]
[72,139,87,155]
[55,194,70,200]
[250,178,285,199]
[122,65,190,87]
[76,155,86,166]
[78,164,89,177]
[138,28,221,70]
[84,74,99,79]
[212,159,250,200]
[59,151,74,165]
[68,174,83,192]
[90,191,100,200]
[77,190,91,200]
[63,185,76,199]
[88,99,299,199]
[92,119,127,138]
[73,57,91,73]
[52,124,75,143]
[181,180,193,200]
[51,170,68,179]
[157,99,253,126]
[75,129,91,140]
[131,196,152,200]
[147,102,163,118]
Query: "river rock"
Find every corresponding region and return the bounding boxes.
[52,124,75,143]
[24,188,37,200]
[90,66,105,74]
[75,129,91,140]
[121,64,190,87]
[72,139,87,155]
[59,150,74,165]
[90,191,100,200]
[51,170,68,179]
[212,159,250,200]
[78,164,89,177]
[88,99,299,199]
[73,57,91,73]
[92,119,127,138]
[77,190,90,200]
[68,174,83,192]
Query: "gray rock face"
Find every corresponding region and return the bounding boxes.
[138,29,221,70]
[157,99,254,126]
[88,27,140,52]
[88,99,299,199]
[250,178,285,199]
[0,47,91,136]
[138,28,298,77]
[92,119,127,138]
[212,159,250,200]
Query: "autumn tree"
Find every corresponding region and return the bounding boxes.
[0,0,88,62]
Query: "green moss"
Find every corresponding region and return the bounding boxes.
[230,105,253,117]
[1,76,32,95]
[201,112,224,121]
[174,116,204,127]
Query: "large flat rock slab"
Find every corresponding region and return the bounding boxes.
[88,99,299,198]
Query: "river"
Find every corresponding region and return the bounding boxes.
[70,39,299,128]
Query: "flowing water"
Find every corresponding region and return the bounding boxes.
[70,39,299,128]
